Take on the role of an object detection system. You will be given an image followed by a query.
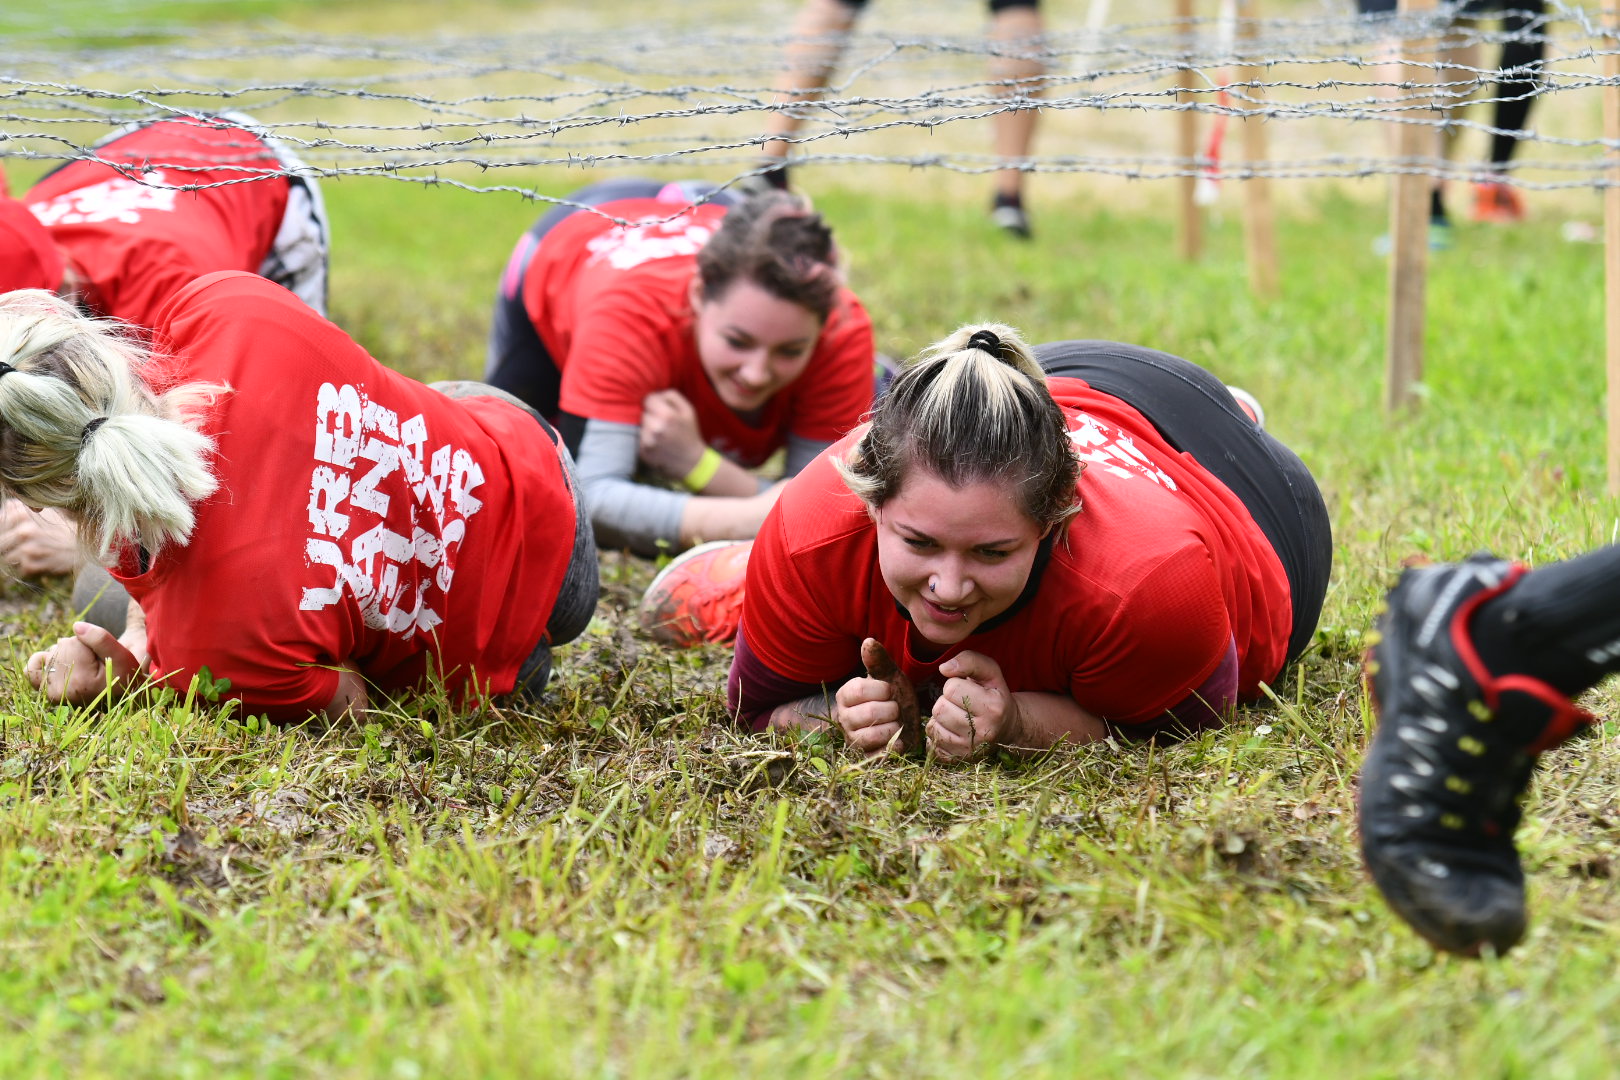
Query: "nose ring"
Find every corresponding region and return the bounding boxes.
[928,580,936,594]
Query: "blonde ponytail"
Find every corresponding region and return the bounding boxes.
[0,289,226,559]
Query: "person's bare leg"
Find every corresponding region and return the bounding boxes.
[761,0,862,175]
[987,4,1044,235]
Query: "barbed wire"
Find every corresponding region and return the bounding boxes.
[0,9,1565,77]
[2,3,1618,224]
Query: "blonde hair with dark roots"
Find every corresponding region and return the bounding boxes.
[836,322,1081,529]
[0,290,228,561]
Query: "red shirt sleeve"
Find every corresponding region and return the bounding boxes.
[1105,636,1239,740]
[555,283,682,426]
[1069,542,1233,724]
[726,624,836,731]
[739,482,868,687]
[26,120,289,330]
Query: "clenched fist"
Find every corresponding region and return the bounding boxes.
[638,389,706,481]
[831,637,922,756]
[927,650,1021,762]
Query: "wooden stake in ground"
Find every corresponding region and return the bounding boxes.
[1176,0,1203,261]
[1606,5,1620,493]
[1385,0,1438,413]
[1236,0,1277,299]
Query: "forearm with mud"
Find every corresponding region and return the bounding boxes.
[576,418,825,552]
[767,686,1106,752]
[690,451,768,497]
[1000,691,1108,752]
[767,690,837,732]
[672,431,826,499]
[675,493,779,547]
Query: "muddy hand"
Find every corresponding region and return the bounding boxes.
[861,637,921,753]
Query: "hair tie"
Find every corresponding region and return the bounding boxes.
[0,362,16,378]
[966,329,1004,359]
[80,417,107,445]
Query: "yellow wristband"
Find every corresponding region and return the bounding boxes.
[681,447,723,492]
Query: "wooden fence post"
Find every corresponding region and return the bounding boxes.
[1236,0,1278,298]
[1385,0,1438,413]
[1177,0,1203,261]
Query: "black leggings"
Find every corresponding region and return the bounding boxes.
[1035,340,1333,668]
[1490,0,1546,168]
[484,178,741,418]
[1353,1,1546,169]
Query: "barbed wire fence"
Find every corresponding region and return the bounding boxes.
[0,5,1604,199]
[3,0,1620,474]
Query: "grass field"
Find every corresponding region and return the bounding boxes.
[6,2,1620,1078]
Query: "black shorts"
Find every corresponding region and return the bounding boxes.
[484,177,741,427]
[1035,340,1333,669]
[1354,0,1538,15]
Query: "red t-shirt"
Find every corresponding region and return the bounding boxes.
[520,197,874,467]
[110,272,578,721]
[26,119,290,330]
[738,377,1292,727]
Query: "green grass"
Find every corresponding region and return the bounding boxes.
[0,0,317,42]
[3,175,1617,1078]
[7,6,1620,1075]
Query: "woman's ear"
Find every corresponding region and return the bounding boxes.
[687,273,704,312]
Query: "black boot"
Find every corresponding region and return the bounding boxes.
[1359,554,1593,955]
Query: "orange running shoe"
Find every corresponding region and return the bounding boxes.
[1471,181,1526,224]
[638,540,752,648]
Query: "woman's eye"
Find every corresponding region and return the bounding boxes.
[903,537,934,551]
[725,337,750,350]
[977,548,1011,560]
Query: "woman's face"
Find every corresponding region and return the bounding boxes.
[873,467,1047,648]
[690,277,823,412]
